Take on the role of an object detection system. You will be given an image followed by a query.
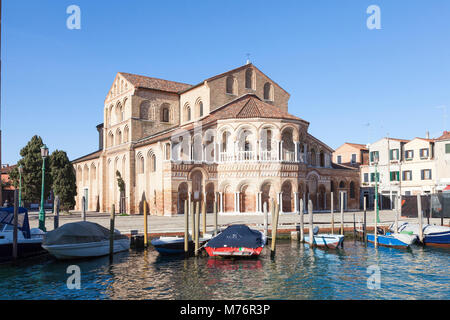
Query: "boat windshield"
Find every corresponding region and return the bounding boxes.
[0,208,30,238]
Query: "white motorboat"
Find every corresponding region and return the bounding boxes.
[0,207,46,263]
[42,221,130,260]
[390,222,450,247]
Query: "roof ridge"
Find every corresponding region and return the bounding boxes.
[119,72,192,86]
[236,96,261,118]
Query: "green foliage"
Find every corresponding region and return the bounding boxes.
[50,150,77,212]
[9,136,52,203]
[116,170,125,193]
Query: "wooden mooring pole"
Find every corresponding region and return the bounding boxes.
[82,196,86,221]
[331,192,334,235]
[417,194,424,244]
[270,200,280,259]
[308,199,314,246]
[184,200,189,255]
[143,200,148,247]
[363,196,367,244]
[54,195,60,230]
[12,189,18,261]
[191,200,195,248]
[202,199,206,237]
[263,202,268,240]
[214,200,218,236]
[340,192,344,235]
[394,195,400,234]
[299,198,304,242]
[109,204,115,258]
[195,201,200,257]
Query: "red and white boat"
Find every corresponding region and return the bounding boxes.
[204,225,266,258]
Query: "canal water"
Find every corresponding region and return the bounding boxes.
[0,240,448,300]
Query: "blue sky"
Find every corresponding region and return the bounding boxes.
[2,0,450,164]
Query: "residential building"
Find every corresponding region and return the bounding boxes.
[360,132,450,209]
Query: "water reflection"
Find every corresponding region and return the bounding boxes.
[0,242,448,300]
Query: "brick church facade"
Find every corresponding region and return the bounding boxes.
[72,63,360,215]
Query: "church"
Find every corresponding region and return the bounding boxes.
[72,63,360,215]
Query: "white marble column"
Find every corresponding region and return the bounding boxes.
[219,192,223,213]
[277,192,283,213]
[280,141,284,161]
[256,192,262,214]
[294,192,299,213]
[235,192,240,213]
[294,142,299,162]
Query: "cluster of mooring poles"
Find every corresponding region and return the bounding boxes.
[114,190,437,260]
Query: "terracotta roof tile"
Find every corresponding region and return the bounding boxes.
[436,131,450,141]
[344,142,368,150]
[72,150,102,164]
[119,72,192,93]
[210,94,305,122]
[134,94,308,147]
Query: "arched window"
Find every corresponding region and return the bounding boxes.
[339,181,346,189]
[226,76,237,95]
[245,68,255,90]
[185,105,191,122]
[137,154,144,174]
[108,131,114,147]
[161,105,170,123]
[320,151,325,167]
[165,143,171,160]
[199,101,204,117]
[350,181,356,199]
[310,148,316,166]
[264,82,274,101]
[124,126,129,143]
[222,131,230,153]
[140,101,151,120]
[151,154,156,172]
[116,129,122,145]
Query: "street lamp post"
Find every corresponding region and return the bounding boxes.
[38,144,49,231]
[18,165,23,207]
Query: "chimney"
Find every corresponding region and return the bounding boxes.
[96,123,104,151]
[426,131,430,139]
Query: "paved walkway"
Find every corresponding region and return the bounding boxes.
[28,210,450,236]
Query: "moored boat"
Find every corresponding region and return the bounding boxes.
[204,225,266,258]
[42,221,130,260]
[304,234,345,249]
[392,222,450,247]
[367,232,417,248]
[0,207,46,263]
[151,233,213,255]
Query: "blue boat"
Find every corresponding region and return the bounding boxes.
[367,232,417,248]
[394,222,450,248]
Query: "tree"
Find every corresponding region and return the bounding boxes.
[116,170,125,213]
[50,150,77,212]
[10,136,52,204]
